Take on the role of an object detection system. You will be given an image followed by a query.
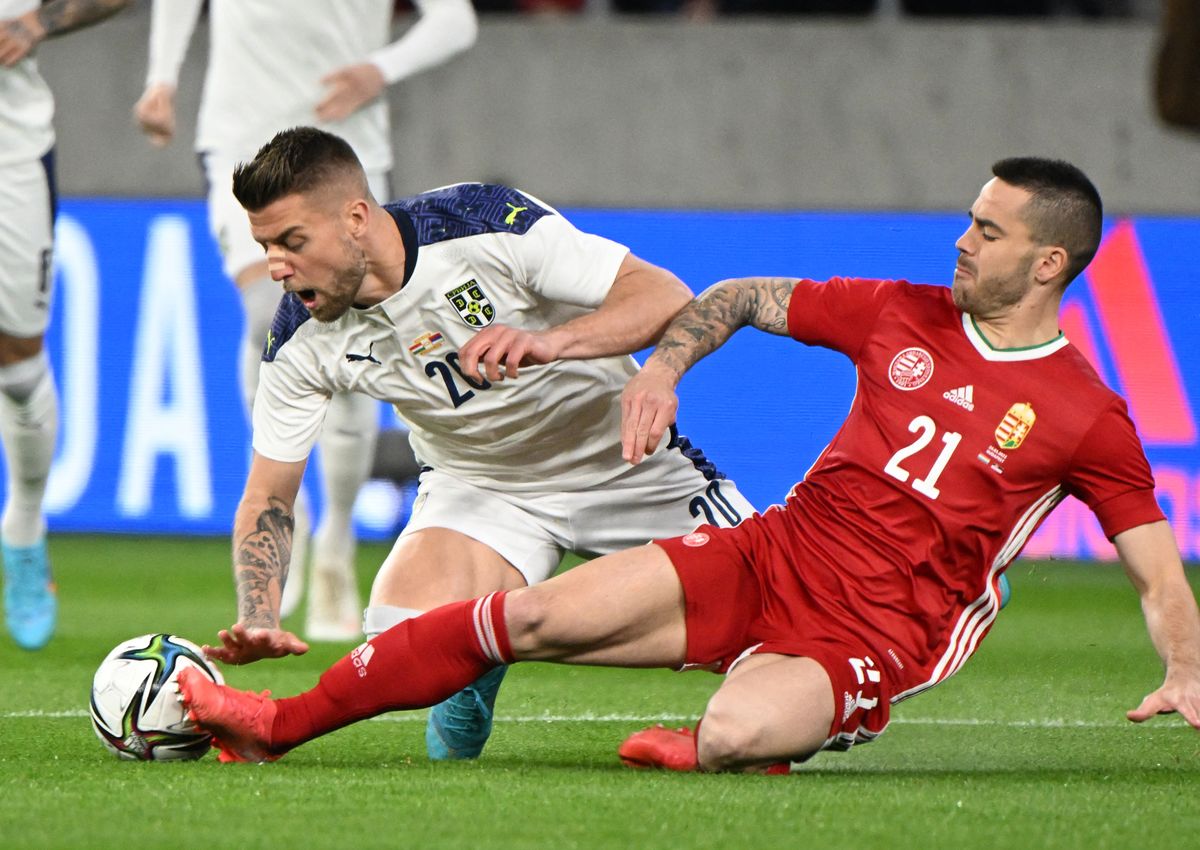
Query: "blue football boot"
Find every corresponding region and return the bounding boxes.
[426,665,509,760]
[3,539,56,650]
[998,573,1012,609]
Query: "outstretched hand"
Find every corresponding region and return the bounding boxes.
[204,623,310,666]
[621,364,679,465]
[1127,679,1200,730]
[457,324,559,383]
[316,62,385,123]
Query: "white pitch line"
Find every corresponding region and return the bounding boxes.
[2,709,1187,729]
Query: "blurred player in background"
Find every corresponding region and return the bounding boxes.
[133,0,478,643]
[0,0,133,650]
[182,157,1200,770]
[188,126,755,762]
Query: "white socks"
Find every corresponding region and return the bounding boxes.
[362,604,425,638]
[0,352,57,547]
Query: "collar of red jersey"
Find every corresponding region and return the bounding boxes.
[961,314,1070,362]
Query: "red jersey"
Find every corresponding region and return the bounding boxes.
[775,277,1164,702]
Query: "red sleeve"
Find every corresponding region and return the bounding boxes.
[786,277,897,360]
[1065,398,1165,538]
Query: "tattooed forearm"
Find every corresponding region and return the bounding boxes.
[234,498,295,628]
[36,0,130,39]
[647,277,797,379]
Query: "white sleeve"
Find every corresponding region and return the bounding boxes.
[512,213,630,308]
[144,0,203,87]
[368,0,479,86]
[250,356,331,464]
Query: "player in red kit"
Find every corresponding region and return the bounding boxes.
[179,157,1200,772]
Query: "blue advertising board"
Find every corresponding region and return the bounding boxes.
[10,198,1200,560]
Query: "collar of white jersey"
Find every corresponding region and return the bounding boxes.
[961,313,1070,362]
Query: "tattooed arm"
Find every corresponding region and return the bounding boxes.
[234,496,296,629]
[205,454,310,664]
[0,0,132,67]
[621,277,797,464]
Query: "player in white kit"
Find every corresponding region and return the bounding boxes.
[134,0,478,641]
[0,0,133,650]
[212,126,756,761]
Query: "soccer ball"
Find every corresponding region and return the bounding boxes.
[89,633,224,761]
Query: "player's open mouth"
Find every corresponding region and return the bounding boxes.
[298,290,317,306]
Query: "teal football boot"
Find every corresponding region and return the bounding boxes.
[426,665,509,760]
[3,539,56,650]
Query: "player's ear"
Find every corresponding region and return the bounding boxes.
[345,198,370,237]
[1033,244,1068,285]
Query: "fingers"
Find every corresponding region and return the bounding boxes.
[458,326,538,383]
[1126,692,1161,724]
[456,332,490,382]
[1126,689,1200,729]
[621,373,678,465]
[0,22,34,67]
[314,88,347,123]
[316,64,384,122]
[315,70,366,122]
[281,633,310,656]
[201,624,308,664]
[133,86,176,147]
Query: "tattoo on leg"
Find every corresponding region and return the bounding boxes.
[235,498,295,628]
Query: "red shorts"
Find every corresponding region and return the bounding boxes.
[657,515,892,750]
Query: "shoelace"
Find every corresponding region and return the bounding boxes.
[437,687,493,735]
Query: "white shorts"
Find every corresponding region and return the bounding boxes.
[202,153,390,281]
[397,434,756,585]
[0,154,54,337]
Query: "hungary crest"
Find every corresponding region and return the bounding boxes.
[445,280,496,328]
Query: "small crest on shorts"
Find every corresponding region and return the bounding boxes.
[444,280,496,328]
[888,347,934,391]
[408,331,445,356]
[682,531,710,547]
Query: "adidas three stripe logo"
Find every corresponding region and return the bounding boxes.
[943,384,975,411]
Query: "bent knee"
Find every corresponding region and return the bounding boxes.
[502,586,549,646]
[695,709,772,772]
[502,586,570,659]
[695,705,820,772]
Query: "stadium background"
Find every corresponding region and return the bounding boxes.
[11,6,1200,563]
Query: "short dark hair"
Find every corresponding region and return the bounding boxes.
[232,126,367,212]
[991,157,1103,285]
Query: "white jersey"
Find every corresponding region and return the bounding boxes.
[144,0,476,167]
[253,183,647,492]
[0,0,54,167]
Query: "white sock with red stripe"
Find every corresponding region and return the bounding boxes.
[271,592,512,750]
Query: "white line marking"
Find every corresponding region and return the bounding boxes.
[3,709,1188,729]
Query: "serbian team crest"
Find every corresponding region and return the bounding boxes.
[888,347,934,390]
[445,280,496,328]
[995,402,1036,449]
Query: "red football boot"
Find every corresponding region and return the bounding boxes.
[618,724,699,771]
[177,667,281,763]
[618,723,791,774]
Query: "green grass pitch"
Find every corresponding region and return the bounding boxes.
[1,535,1198,849]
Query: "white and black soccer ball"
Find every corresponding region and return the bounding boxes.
[89,633,224,761]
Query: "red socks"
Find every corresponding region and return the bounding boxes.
[270,591,513,751]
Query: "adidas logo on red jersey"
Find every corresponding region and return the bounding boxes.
[943,385,975,411]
